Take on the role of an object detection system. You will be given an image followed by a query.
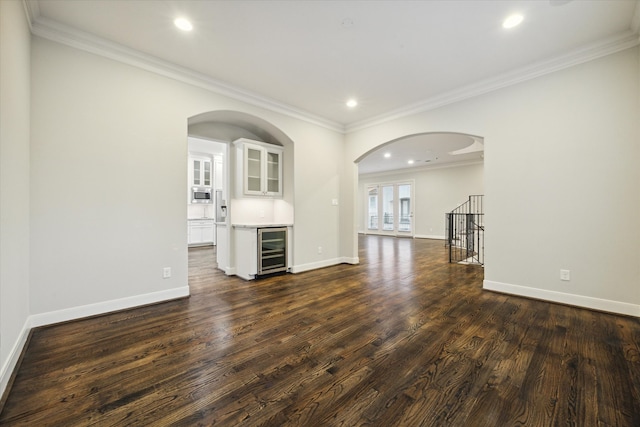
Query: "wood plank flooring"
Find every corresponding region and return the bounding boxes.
[1,235,639,426]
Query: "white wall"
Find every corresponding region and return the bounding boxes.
[0,0,31,395]
[290,128,343,271]
[29,36,345,321]
[358,163,484,238]
[345,47,640,316]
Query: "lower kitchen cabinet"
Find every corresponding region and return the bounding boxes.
[188,219,215,246]
[233,225,292,280]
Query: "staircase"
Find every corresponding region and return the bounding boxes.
[445,195,484,265]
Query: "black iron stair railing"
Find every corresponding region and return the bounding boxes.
[445,195,484,265]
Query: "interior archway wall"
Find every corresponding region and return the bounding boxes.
[343,47,639,317]
[187,110,295,147]
[355,132,484,238]
[342,119,487,267]
[186,110,296,271]
[354,131,482,164]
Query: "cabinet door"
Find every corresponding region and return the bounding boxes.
[234,139,283,198]
[202,223,215,243]
[191,158,212,187]
[203,160,211,186]
[192,159,202,186]
[189,221,214,244]
[258,228,287,274]
[188,223,200,244]
[244,144,264,195]
[264,149,282,196]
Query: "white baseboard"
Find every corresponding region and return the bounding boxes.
[290,256,360,274]
[483,280,640,317]
[359,232,445,240]
[340,256,359,265]
[291,258,341,274]
[0,319,31,400]
[29,286,190,328]
[414,234,445,240]
[1,286,190,399]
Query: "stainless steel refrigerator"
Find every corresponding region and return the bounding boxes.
[215,190,226,222]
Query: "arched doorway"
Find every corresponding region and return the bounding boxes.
[186,110,295,278]
[355,132,484,240]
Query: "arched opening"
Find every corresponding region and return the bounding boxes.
[354,132,484,262]
[188,110,295,147]
[185,110,295,280]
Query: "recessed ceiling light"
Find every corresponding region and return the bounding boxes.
[174,17,193,32]
[346,99,358,108]
[340,17,355,29]
[407,160,415,165]
[502,14,524,29]
[384,153,391,158]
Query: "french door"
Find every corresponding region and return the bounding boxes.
[366,181,414,237]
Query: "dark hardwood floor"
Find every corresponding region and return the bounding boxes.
[1,235,639,426]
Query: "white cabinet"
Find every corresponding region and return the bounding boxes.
[216,223,228,273]
[234,227,258,280]
[188,219,215,246]
[234,139,283,197]
[233,225,293,280]
[191,156,212,187]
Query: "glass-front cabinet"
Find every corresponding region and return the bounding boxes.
[191,156,212,187]
[234,138,283,197]
[266,151,281,194]
[245,145,263,193]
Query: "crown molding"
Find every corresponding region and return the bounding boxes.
[27,14,346,134]
[632,0,640,39]
[346,30,640,133]
[22,0,39,31]
[23,0,640,136]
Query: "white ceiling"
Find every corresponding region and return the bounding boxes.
[27,0,640,174]
[357,133,484,175]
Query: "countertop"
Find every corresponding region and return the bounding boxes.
[232,223,293,229]
[188,218,215,221]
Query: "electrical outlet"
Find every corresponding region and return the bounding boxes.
[318,246,323,254]
[560,269,570,281]
[163,267,172,279]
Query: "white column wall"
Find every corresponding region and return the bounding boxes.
[344,47,640,316]
[0,0,31,394]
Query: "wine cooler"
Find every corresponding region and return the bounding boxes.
[257,227,288,275]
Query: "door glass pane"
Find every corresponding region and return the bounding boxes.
[382,185,394,231]
[398,183,412,232]
[247,147,262,192]
[259,229,287,273]
[266,152,279,193]
[204,161,211,186]
[367,186,378,230]
[193,160,201,185]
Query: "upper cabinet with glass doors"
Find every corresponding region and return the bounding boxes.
[191,156,212,187]
[234,138,283,198]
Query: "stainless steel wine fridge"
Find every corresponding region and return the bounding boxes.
[257,227,288,275]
